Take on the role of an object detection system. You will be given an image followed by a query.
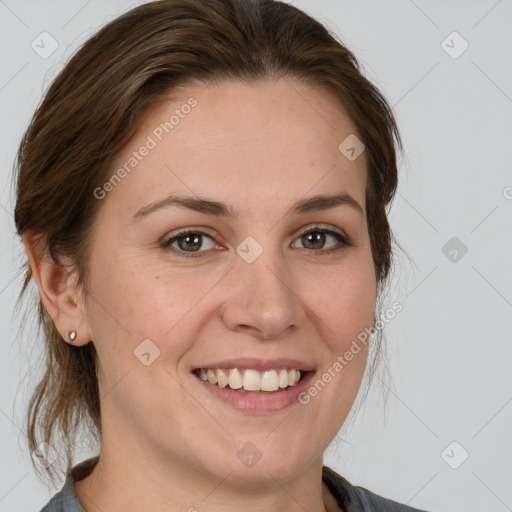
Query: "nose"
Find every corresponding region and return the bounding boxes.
[220,244,305,340]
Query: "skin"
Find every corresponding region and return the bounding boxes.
[24,78,377,512]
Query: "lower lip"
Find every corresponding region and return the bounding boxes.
[193,371,315,413]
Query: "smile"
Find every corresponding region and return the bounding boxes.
[193,367,304,393]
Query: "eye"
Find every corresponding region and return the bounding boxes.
[161,225,351,258]
[291,226,350,255]
[161,229,217,258]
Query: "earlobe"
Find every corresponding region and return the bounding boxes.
[22,231,91,346]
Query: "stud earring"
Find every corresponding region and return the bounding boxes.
[68,330,77,342]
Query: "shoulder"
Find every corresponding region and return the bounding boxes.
[39,477,85,512]
[349,484,431,512]
[39,457,96,512]
[41,464,430,512]
[322,465,431,512]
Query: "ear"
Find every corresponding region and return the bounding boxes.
[22,231,92,347]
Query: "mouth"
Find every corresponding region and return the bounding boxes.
[191,366,316,413]
[192,367,310,395]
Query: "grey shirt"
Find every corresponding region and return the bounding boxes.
[39,464,430,512]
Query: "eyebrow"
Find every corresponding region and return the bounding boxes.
[131,192,364,223]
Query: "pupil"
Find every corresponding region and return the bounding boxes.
[304,232,324,249]
[180,234,201,251]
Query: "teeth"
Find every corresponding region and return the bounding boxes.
[228,368,243,389]
[217,369,229,388]
[243,369,261,391]
[206,369,217,384]
[261,370,279,391]
[196,368,303,391]
[278,369,288,388]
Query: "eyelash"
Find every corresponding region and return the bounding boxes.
[160,225,352,259]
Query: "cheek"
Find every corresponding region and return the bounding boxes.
[307,256,376,420]
[85,256,192,412]
[312,255,377,342]
[89,248,187,339]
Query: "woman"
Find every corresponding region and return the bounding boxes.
[14,0,429,510]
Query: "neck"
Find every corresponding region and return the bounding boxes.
[74,441,337,512]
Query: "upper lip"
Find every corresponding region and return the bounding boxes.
[192,357,315,372]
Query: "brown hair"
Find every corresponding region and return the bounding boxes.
[13,0,402,487]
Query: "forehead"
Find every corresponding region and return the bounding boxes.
[104,78,367,221]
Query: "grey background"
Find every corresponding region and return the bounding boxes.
[1,1,511,511]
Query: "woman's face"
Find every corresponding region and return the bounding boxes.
[83,78,377,482]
